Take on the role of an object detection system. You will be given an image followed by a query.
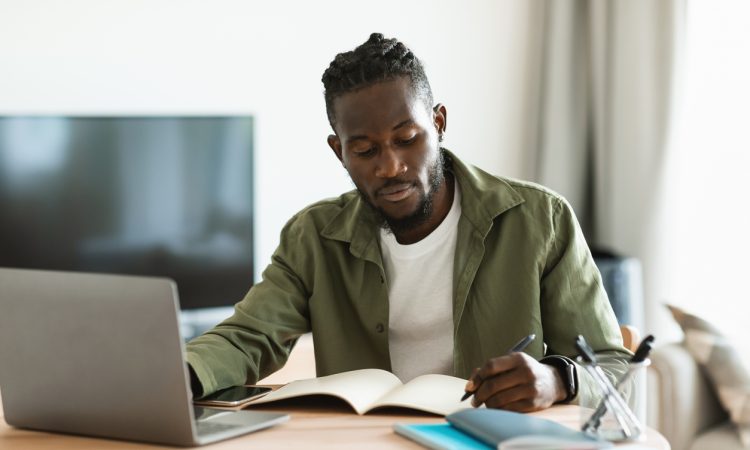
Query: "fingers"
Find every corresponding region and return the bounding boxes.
[464,355,518,397]
[483,384,538,412]
[469,352,557,411]
[465,366,482,392]
[470,353,533,407]
[471,365,529,407]
[476,352,527,381]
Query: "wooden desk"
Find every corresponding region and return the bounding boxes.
[1,392,670,449]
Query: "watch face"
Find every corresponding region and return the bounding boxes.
[565,362,578,400]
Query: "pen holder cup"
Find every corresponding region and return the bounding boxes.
[577,357,650,442]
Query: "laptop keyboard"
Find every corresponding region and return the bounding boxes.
[196,420,241,436]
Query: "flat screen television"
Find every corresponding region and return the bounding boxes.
[0,116,254,309]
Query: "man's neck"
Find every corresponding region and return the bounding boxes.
[392,173,455,245]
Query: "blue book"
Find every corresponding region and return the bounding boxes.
[394,423,492,450]
[394,409,612,450]
[447,408,605,447]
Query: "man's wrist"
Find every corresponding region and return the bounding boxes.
[540,355,578,403]
[541,363,567,402]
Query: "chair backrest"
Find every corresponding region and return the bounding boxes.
[620,324,641,353]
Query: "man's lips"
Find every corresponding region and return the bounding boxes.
[377,183,415,202]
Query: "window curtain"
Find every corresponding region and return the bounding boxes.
[521,0,686,338]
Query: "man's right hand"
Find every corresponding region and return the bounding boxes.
[465,352,565,412]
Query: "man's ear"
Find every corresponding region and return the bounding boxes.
[433,103,447,137]
[327,134,344,164]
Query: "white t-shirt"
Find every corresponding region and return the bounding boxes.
[379,181,461,382]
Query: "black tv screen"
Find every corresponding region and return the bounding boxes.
[0,116,254,309]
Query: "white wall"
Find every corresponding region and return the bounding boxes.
[0,0,532,281]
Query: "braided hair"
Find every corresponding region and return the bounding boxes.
[322,33,434,129]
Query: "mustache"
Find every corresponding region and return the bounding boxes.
[375,179,417,196]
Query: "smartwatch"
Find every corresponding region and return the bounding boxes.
[540,355,578,403]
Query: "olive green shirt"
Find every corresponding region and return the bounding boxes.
[186,150,631,407]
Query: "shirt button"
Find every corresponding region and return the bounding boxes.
[375,323,385,333]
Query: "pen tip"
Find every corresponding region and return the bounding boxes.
[460,391,472,402]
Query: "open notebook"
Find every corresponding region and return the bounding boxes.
[245,368,472,415]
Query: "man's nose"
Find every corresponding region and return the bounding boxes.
[374,147,406,178]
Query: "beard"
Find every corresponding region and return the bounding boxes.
[356,150,446,236]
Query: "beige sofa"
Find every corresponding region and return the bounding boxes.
[648,342,745,450]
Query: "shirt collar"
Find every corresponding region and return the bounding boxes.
[444,149,525,237]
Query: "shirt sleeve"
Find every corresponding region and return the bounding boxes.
[540,197,634,407]
[185,217,313,396]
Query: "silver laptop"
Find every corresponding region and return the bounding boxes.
[0,268,288,447]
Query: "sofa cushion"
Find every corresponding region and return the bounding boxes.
[690,422,747,450]
[648,343,727,450]
[668,305,750,447]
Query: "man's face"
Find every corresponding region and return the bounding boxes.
[327,77,447,234]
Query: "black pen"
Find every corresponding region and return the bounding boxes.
[460,333,536,401]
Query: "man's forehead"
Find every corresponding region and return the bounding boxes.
[332,77,429,136]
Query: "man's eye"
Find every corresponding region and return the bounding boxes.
[354,147,376,157]
[396,135,417,145]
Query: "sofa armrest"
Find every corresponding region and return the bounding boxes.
[647,343,728,450]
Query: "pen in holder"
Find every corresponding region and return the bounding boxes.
[575,334,653,442]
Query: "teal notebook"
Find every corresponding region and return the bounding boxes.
[450,409,612,449]
[394,423,492,450]
[394,409,612,450]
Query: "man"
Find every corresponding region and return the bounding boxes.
[186,33,630,411]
